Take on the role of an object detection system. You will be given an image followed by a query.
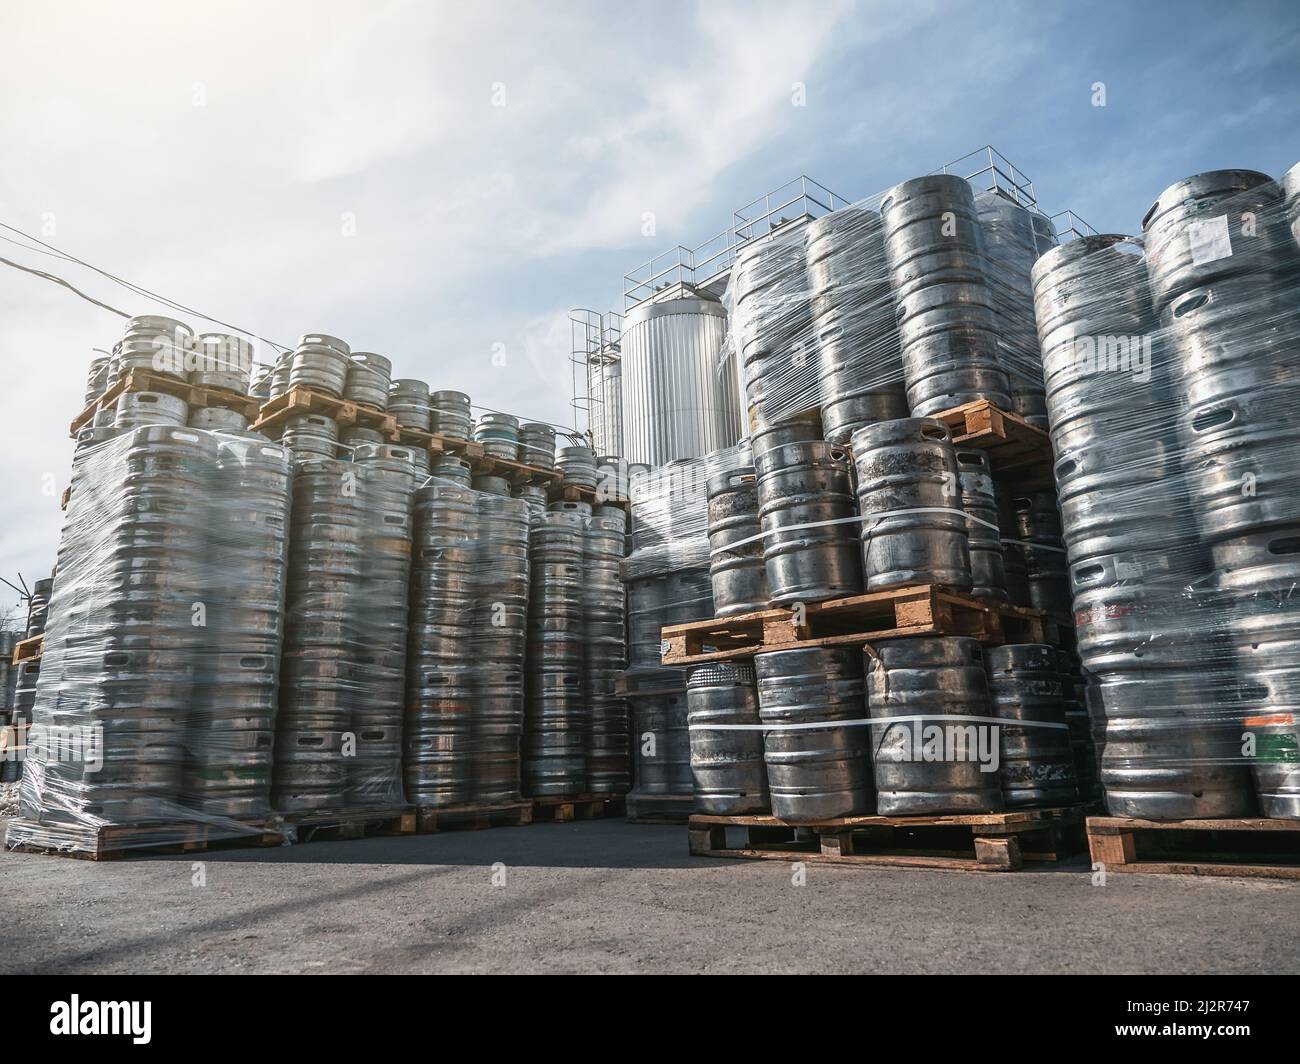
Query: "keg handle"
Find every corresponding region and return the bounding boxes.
[1141,201,1160,230]
[1171,291,1210,318]
[1190,404,1236,434]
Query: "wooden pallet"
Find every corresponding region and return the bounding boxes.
[660,585,1048,666]
[5,817,283,861]
[689,806,1086,872]
[11,634,43,665]
[932,400,1054,489]
[413,800,534,833]
[1087,815,1300,881]
[395,426,564,486]
[625,792,696,824]
[69,369,262,438]
[280,807,415,843]
[549,482,631,510]
[251,385,400,441]
[530,794,627,823]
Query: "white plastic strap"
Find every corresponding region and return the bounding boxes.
[689,714,1068,732]
[709,506,997,558]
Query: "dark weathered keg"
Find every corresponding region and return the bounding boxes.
[557,445,598,489]
[804,205,908,443]
[706,461,768,616]
[1056,649,1100,801]
[287,333,351,396]
[749,410,822,461]
[513,482,548,521]
[116,314,193,379]
[84,356,111,405]
[626,575,669,669]
[188,406,249,432]
[0,632,14,727]
[389,379,432,431]
[954,449,1006,600]
[192,332,254,393]
[26,578,53,638]
[629,688,691,795]
[280,413,339,460]
[878,175,1011,415]
[687,661,769,814]
[851,418,971,592]
[407,446,430,477]
[524,510,587,795]
[474,412,520,460]
[733,234,816,426]
[1008,492,1072,615]
[984,644,1078,808]
[429,390,472,439]
[866,637,1002,815]
[756,440,861,605]
[1142,169,1298,313]
[344,352,392,409]
[114,390,189,429]
[518,422,557,469]
[472,474,511,496]
[975,190,1056,427]
[12,660,39,726]
[755,646,871,821]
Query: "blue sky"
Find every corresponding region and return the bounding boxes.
[0,0,1297,601]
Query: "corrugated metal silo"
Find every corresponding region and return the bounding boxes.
[620,296,742,466]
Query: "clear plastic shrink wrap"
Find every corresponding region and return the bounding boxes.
[621,454,719,800]
[1031,167,1300,819]
[17,427,295,849]
[699,162,1300,821]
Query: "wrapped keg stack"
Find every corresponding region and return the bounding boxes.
[524,509,588,796]
[17,426,294,849]
[622,456,717,804]
[1028,162,1300,820]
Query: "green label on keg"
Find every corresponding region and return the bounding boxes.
[1256,734,1299,764]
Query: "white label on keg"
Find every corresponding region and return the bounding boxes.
[1114,559,1143,580]
[1188,215,1232,266]
[660,640,671,659]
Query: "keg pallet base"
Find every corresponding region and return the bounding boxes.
[530,794,626,823]
[413,800,534,833]
[396,426,565,487]
[280,807,416,844]
[1087,816,1300,881]
[12,633,43,664]
[625,793,695,824]
[660,584,1049,666]
[550,482,631,511]
[932,400,1054,490]
[69,369,263,438]
[4,817,283,861]
[688,806,1086,873]
[252,385,400,441]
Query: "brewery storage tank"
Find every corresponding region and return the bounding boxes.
[619,296,743,466]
